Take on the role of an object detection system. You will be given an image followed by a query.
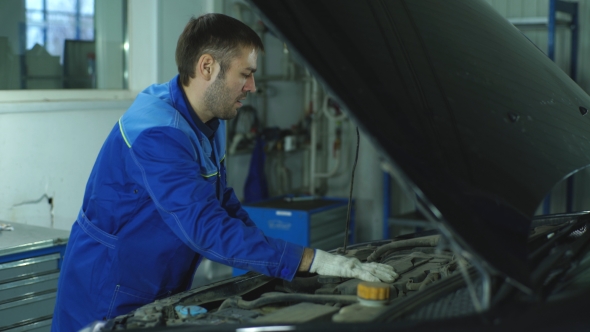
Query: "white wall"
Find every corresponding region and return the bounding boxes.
[321,122,385,241]
[96,0,126,89]
[127,0,158,92]
[0,102,130,230]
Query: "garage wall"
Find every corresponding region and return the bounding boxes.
[323,123,390,242]
[0,103,129,230]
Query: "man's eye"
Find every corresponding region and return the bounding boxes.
[242,73,251,78]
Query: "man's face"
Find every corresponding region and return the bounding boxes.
[203,47,257,120]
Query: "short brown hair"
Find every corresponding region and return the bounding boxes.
[176,14,264,86]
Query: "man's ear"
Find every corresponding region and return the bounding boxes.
[197,54,215,81]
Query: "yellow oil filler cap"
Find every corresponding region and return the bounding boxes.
[357,282,390,307]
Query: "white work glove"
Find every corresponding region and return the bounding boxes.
[309,249,398,282]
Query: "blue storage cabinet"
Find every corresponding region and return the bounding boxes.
[0,222,69,332]
[233,196,354,276]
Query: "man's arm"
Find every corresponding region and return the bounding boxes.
[128,127,303,280]
[220,185,256,227]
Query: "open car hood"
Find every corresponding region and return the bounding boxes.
[249,0,590,287]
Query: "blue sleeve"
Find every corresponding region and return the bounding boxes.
[221,184,256,227]
[127,127,303,281]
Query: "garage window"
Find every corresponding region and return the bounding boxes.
[0,0,127,90]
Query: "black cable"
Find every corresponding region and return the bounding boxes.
[341,127,360,254]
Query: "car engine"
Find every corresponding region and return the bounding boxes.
[103,233,482,329]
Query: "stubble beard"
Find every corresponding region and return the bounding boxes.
[203,76,242,120]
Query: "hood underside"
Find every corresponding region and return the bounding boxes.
[249,0,590,286]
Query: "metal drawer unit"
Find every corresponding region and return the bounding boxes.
[0,223,69,332]
[233,196,354,276]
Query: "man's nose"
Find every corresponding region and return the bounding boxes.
[244,75,256,93]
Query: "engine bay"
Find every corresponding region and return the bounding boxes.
[105,233,475,329]
[98,216,590,331]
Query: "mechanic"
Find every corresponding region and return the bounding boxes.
[51,13,397,332]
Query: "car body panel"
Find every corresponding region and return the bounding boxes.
[248,0,590,286]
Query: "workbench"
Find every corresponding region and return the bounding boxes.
[0,222,69,332]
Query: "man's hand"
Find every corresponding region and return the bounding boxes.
[307,249,398,283]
